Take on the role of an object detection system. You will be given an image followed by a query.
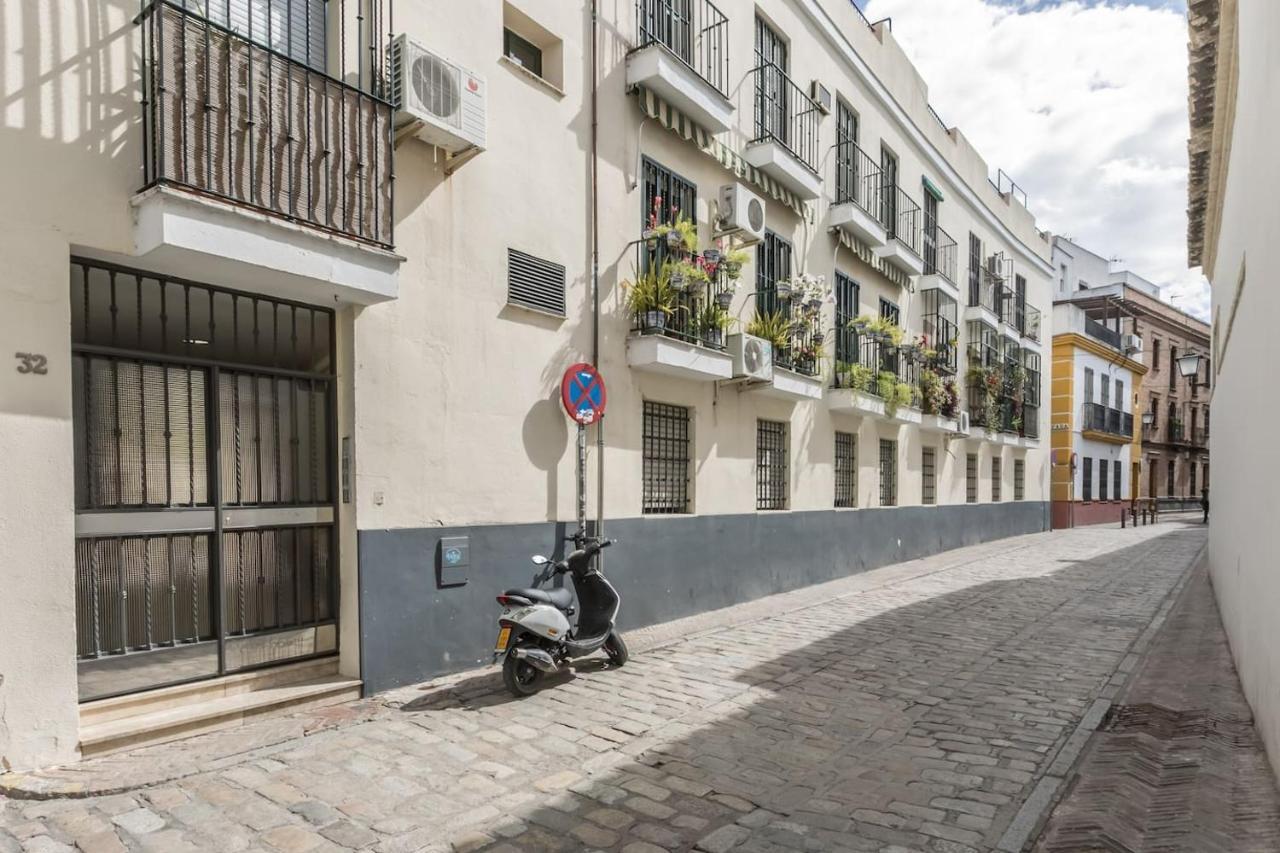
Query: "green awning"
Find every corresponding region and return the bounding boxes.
[922,177,945,202]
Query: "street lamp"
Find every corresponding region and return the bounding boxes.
[1176,351,1205,384]
[1142,411,1155,428]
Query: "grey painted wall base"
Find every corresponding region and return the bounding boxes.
[358,502,1050,694]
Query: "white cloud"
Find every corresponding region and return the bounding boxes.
[862,0,1210,319]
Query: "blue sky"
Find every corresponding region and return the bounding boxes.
[858,0,1208,318]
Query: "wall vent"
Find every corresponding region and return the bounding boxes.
[507,248,565,316]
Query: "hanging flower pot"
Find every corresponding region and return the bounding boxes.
[665,231,683,250]
[806,297,822,312]
[702,327,724,349]
[714,290,733,310]
[775,280,793,299]
[670,270,689,293]
[643,310,667,331]
[723,261,742,279]
[703,248,722,264]
[812,331,825,346]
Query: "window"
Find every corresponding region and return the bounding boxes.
[507,248,566,316]
[642,402,690,514]
[1150,394,1159,430]
[879,297,900,326]
[1099,459,1108,501]
[1084,367,1095,404]
[1152,339,1161,370]
[642,158,697,230]
[754,16,789,145]
[879,439,897,507]
[922,447,936,506]
[1116,380,1125,413]
[1100,374,1110,409]
[1114,459,1123,500]
[1082,456,1093,501]
[755,231,793,316]
[966,453,978,503]
[834,272,860,366]
[757,420,788,510]
[834,101,859,205]
[1014,459,1025,501]
[503,28,543,77]
[968,233,983,307]
[1190,462,1198,496]
[991,457,1002,502]
[1166,459,1176,496]
[880,148,900,233]
[1169,346,1177,391]
[835,431,857,508]
[923,186,939,274]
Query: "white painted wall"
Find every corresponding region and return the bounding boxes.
[1200,0,1280,785]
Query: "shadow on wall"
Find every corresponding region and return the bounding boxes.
[396,527,1200,851]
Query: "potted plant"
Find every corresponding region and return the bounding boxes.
[775,278,794,300]
[841,362,874,393]
[722,247,751,280]
[624,263,676,332]
[694,301,732,349]
[653,214,698,254]
[745,309,791,353]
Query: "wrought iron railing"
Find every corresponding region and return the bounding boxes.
[139,0,395,248]
[635,0,730,97]
[922,314,958,375]
[1084,317,1123,350]
[630,242,734,351]
[833,140,882,219]
[970,267,1000,312]
[1083,403,1133,438]
[748,289,820,376]
[1023,404,1040,439]
[997,284,1018,327]
[967,377,998,429]
[752,59,822,174]
[1022,303,1042,342]
[883,185,922,256]
[923,214,957,284]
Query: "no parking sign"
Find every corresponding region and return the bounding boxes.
[561,363,607,425]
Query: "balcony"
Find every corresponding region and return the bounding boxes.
[829,142,888,249]
[997,283,1018,329]
[627,0,733,133]
[744,61,823,200]
[1084,317,1123,350]
[920,214,958,296]
[829,336,922,424]
[1021,303,1042,344]
[135,1,399,305]
[872,187,925,276]
[921,288,959,376]
[625,239,734,382]
[964,265,1001,326]
[747,289,823,401]
[1082,402,1134,443]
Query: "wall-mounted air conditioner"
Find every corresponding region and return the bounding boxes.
[1122,334,1143,353]
[956,411,971,435]
[717,183,766,245]
[390,34,486,154]
[728,333,773,382]
[810,81,832,115]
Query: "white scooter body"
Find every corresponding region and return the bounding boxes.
[500,603,571,643]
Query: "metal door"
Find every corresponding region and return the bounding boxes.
[71,259,337,702]
[754,17,789,145]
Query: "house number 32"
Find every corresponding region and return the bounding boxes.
[14,353,48,375]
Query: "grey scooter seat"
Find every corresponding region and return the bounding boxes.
[505,587,574,610]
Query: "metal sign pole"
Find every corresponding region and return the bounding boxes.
[576,422,587,545]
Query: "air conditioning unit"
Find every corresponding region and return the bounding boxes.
[389,34,486,154]
[810,80,832,115]
[717,183,766,245]
[956,411,971,435]
[728,333,773,382]
[1122,334,1143,353]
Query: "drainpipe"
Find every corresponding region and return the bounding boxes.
[591,0,604,553]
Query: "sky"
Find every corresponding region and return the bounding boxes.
[859,0,1210,319]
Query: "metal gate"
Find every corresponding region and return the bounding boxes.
[71,258,337,701]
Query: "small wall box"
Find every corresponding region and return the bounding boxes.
[437,536,470,587]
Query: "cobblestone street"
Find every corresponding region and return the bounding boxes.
[0,522,1219,852]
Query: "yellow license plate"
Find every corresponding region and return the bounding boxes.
[495,626,512,653]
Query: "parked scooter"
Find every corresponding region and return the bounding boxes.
[493,536,628,696]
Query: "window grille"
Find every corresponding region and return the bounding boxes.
[1014,459,1025,500]
[1083,456,1093,501]
[834,101,859,204]
[968,233,982,307]
[922,447,936,505]
[879,439,897,507]
[835,431,856,508]
[992,457,1002,502]
[1167,459,1176,496]
[642,401,690,514]
[507,249,566,316]
[642,157,697,228]
[756,419,788,510]
[1114,459,1123,500]
[755,231,793,316]
[834,272,860,366]
[966,453,978,503]
[1099,459,1108,501]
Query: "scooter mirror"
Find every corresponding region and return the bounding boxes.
[530,555,551,566]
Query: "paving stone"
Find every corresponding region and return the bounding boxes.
[110,808,166,836]
[696,824,752,852]
[319,819,379,848]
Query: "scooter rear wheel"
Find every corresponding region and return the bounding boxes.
[603,630,629,667]
[503,649,544,697]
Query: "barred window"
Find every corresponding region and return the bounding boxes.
[642,158,696,228]
[834,431,857,508]
[757,419,788,510]
[966,453,978,503]
[755,231,793,316]
[1014,459,1025,501]
[879,439,897,507]
[992,457,1002,502]
[834,273,860,366]
[1114,460,1123,500]
[922,447,936,506]
[642,402,690,514]
[1083,456,1093,501]
[1099,459,1108,501]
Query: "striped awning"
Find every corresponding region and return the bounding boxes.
[636,87,807,219]
[831,227,911,289]
[922,176,945,202]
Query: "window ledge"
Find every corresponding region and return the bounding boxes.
[499,55,565,98]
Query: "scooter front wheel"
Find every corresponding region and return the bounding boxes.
[503,649,544,697]
[603,630,629,667]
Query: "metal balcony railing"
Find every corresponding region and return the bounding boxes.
[967,377,998,429]
[833,140,882,220]
[747,289,821,376]
[922,313,958,375]
[636,0,730,97]
[752,59,822,174]
[630,242,735,351]
[923,214,957,284]
[970,269,999,313]
[1083,403,1133,438]
[1084,317,1123,350]
[1023,404,1040,440]
[1022,303,1042,342]
[139,0,395,248]
[997,284,1018,327]
[882,185,922,256]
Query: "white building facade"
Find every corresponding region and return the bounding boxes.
[0,0,1053,770]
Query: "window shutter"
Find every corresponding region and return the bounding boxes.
[507,249,566,316]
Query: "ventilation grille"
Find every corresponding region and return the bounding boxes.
[507,249,566,316]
